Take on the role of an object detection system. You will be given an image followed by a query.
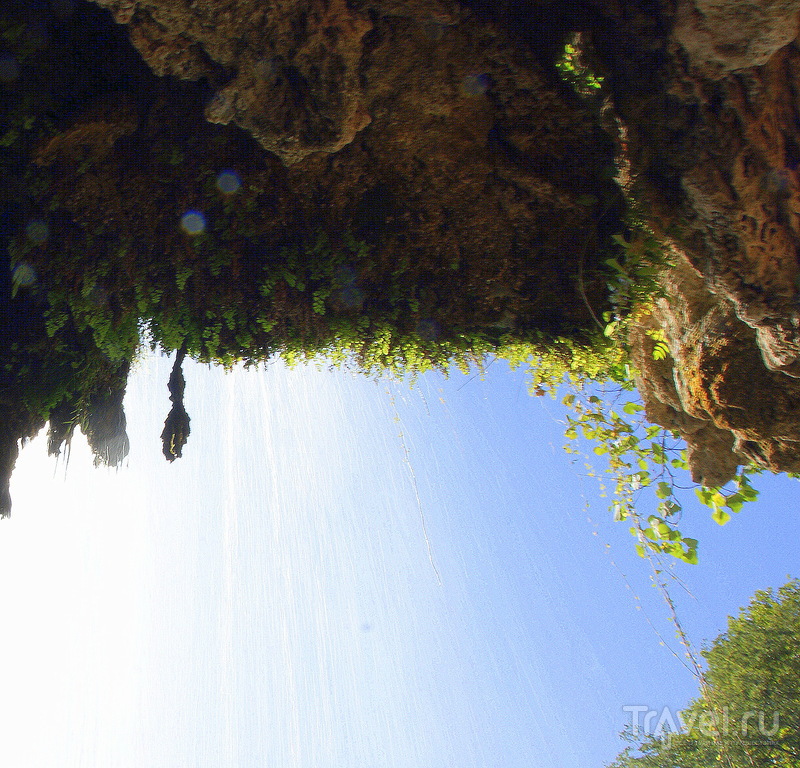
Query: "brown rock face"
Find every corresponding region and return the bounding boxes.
[91,0,375,163]
[59,0,620,340]
[630,255,800,487]
[592,0,800,483]
[11,0,800,493]
[673,0,800,73]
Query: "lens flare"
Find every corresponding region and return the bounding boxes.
[12,263,36,288]
[25,220,49,244]
[181,211,206,235]
[216,170,241,194]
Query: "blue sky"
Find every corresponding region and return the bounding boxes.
[1,352,798,767]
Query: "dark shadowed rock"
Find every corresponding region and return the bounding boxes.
[0,432,19,518]
[161,347,191,462]
[82,365,131,467]
[596,0,800,483]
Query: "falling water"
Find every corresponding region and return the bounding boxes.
[3,351,800,768]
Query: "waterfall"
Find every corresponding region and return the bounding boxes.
[3,350,798,768]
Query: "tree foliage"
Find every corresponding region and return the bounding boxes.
[609,580,800,768]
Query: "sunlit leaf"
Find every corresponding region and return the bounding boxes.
[712,507,731,526]
[656,481,671,499]
[622,401,644,415]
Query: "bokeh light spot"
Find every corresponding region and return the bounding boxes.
[216,170,241,194]
[25,219,49,244]
[12,263,36,289]
[181,211,206,235]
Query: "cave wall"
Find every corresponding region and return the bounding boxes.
[591,0,800,482]
[72,0,622,335]
[5,0,800,502]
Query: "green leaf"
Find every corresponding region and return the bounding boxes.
[656,481,672,499]
[652,341,670,360]
[737,484,759,502]
[725,493,745,513]
[622,401,644,415]
[611,234,629,249]
[712,507,731,526]
[658,500,680,517]
[696,487,715,506]
[650,443,666,464]
[679,547,699,565]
